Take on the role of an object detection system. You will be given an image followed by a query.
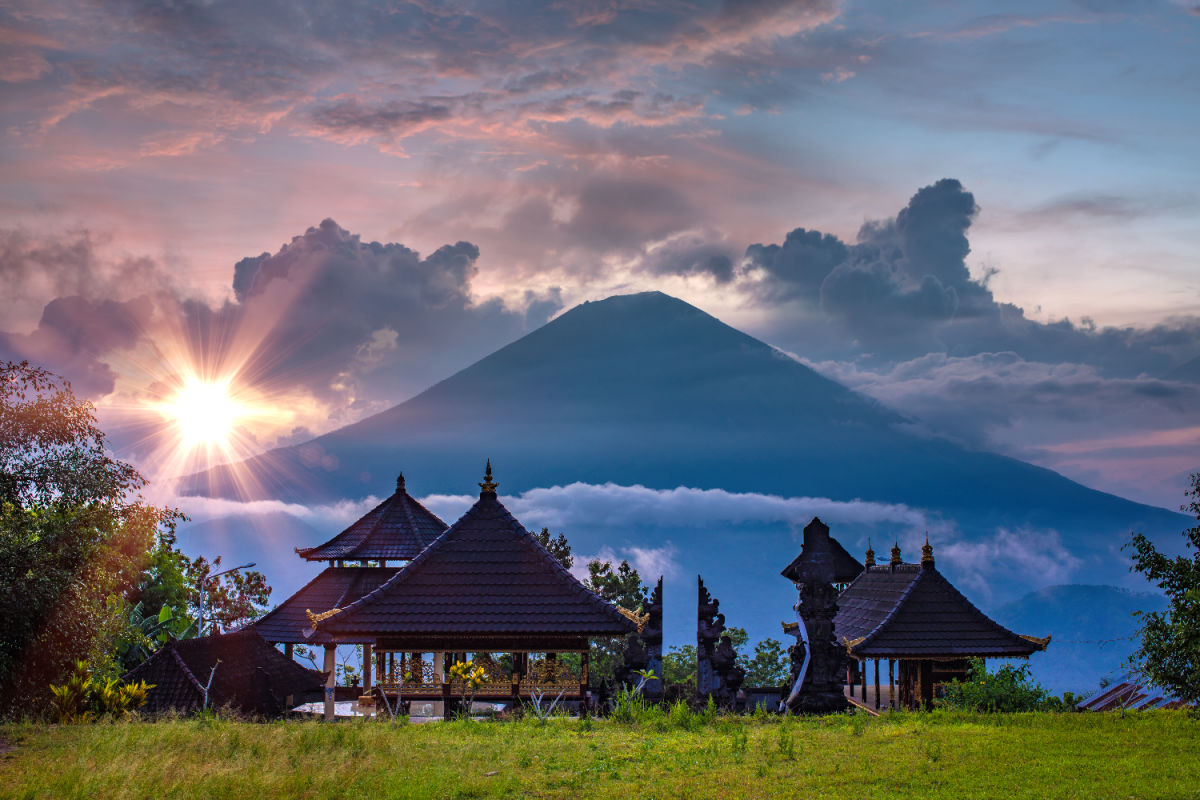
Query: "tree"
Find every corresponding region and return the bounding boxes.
[0,361,182,712]
[738,638,790,687]
[662,644,697,693]
[186,554,271,634]
[1127,472,1200,704]
[533,527,573,570]
[586,559,646,611]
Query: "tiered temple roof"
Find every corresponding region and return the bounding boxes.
[252,566,400,645]
[323,465,636,648]
[296,473,447,562]
[835,546,1049,659]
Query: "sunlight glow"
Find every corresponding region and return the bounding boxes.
[163,379,242,448]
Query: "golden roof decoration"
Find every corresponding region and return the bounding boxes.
[305,607,342,631]
[479,459,498,493]
[616,605,649,634]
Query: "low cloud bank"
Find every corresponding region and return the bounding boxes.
[421,482,943,533]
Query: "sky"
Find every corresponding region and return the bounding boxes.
[2,0,1199,509]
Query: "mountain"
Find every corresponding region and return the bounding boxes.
[184,292,1183,540]
[994,585,1168,694]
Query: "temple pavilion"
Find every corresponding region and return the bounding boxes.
[253,472,447,663]
[782,518,1049,711]
[256,464,637,718]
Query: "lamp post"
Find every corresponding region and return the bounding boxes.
[197,562,255,637]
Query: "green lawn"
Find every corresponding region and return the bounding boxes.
[1,711,1197,800]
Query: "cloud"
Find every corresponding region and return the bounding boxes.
[421,482,942,533]
[733,178,1200,371]
[937,526,1081,604]
[0,294,155,397]
[0,220,562,442]
[805,351,1200,506]
[569,544,683,584]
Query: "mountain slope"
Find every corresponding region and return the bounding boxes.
[183,291,1184,548]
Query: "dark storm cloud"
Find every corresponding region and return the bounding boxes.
[0,295,153,397]
[1,221,560,412]
[743,228,848,301]
[734,178,1200,371]
[640,233,737,283]
[207,219,554,413]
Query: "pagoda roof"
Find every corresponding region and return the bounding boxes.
[296,474,447,562]
[835,562,1049,659]
[780,517,864,585]
[324,476,637,641]
[252,566,400,644]
[123,628,323,716]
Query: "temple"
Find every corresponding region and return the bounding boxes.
[254,472,448,697]
[260,463,637,718]
[782,518,1050,711]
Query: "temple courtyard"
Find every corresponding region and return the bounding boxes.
[2,711,1197,799]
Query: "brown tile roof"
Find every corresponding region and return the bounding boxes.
[252,566,400,644]
[297,474,447,562]
[123,628,324,716]
[325,487,637,638]
[835,563,1049,658]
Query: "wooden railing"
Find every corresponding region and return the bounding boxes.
[376,657,585,697]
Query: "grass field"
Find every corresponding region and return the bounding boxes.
[2,710,1198,800]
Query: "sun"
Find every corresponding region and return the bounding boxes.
[163,378,243,448]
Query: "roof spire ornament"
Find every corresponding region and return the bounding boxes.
[921,534,935,569]
[396,472,406,494]
[864,539,876,568]
[479,459,498,495]
[889,541,902,566]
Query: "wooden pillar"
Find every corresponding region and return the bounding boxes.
[859,659,866,701]
[888,659,895,710]
[580,650,590,696]
[919,661,934,709]
[284,643,293,659]
[362,643,373,691]
[873,659,880,710]
[323,644,336,721]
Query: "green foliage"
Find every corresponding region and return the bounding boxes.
[109,598,193,673]
[582,557,647,688]
[188,553,272,635]
[724,626,750,649]
[0,361,183,713]
[737,638,789,687]
[940,658,1051,712]
[1127,472,1200,704]
[586,559,646,611]
[662,644,697,694]
[610,685,648,724]
[534,527,574,570]
[48,660,153,723]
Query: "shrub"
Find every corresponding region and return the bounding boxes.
[940,658,1049,712]
[48,660,153,723]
